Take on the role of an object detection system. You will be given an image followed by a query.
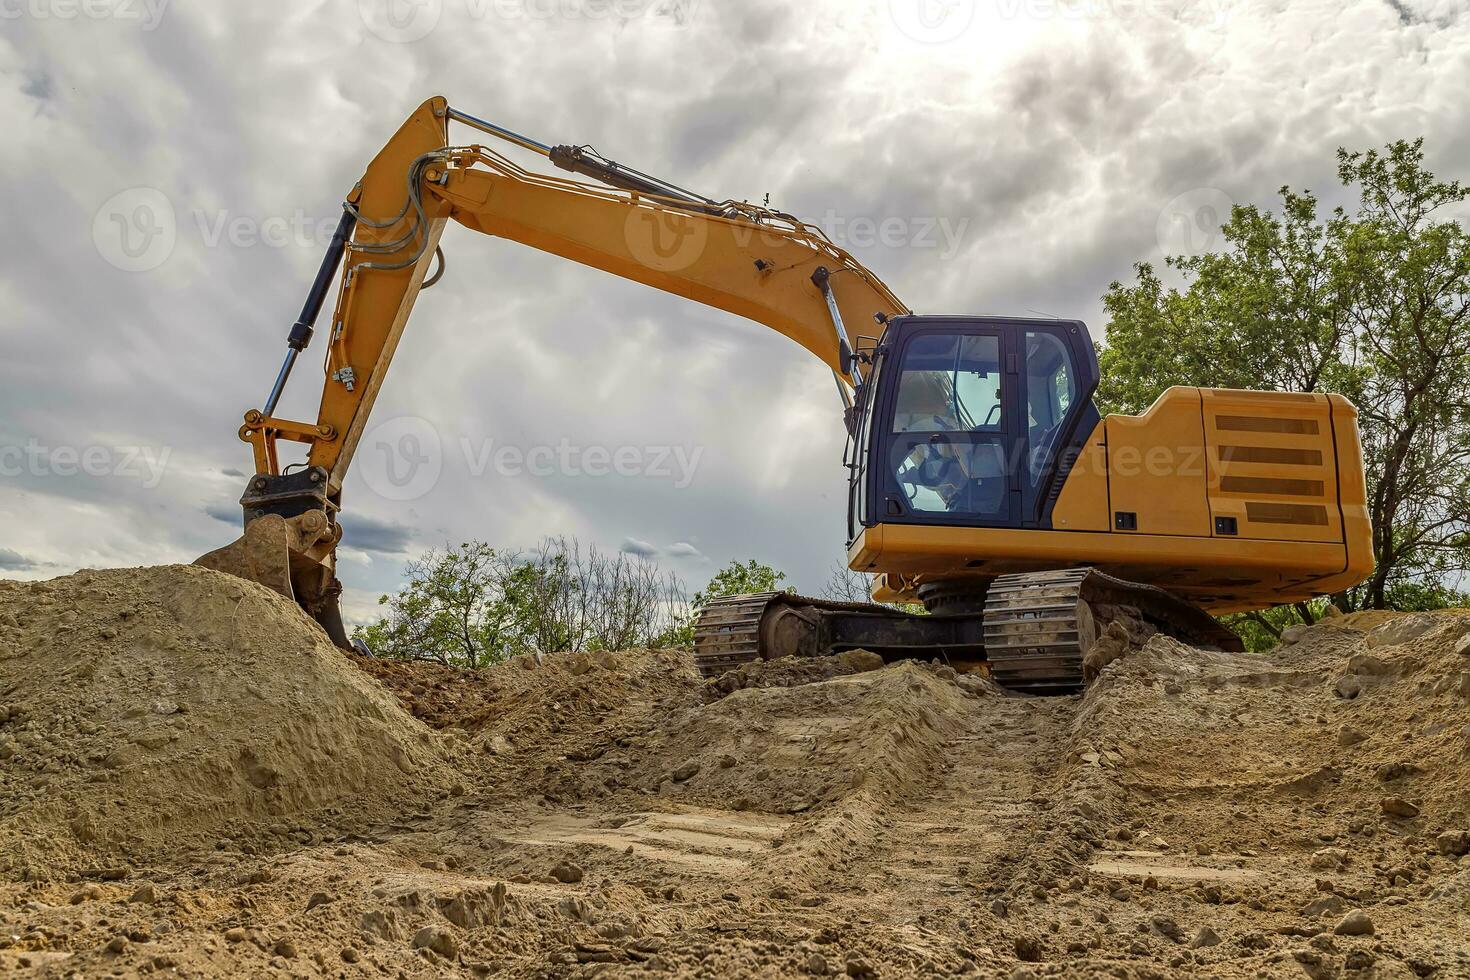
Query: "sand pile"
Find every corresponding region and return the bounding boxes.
[0,565,452,877]
[2,566,1467,978]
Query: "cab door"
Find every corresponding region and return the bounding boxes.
[872,326,1023,527]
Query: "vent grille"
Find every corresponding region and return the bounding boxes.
[1220,476,1325,496]
[1218,445,1323,466]
[1246,502,1329,526]
[1215,416,1320,435]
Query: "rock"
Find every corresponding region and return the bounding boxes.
[1365,614,1438,649]
[359,909,401,940]
[1435,830,1470,856]
[1309,848,1348,871]
[672,760,701,782]
[483,735,514,757]
[1013,935,1045,962]
[1375,761,1419,782]
[1083,621,1132,680]
[223,927,247,943]
[1191,926,1221,948]
[1380,797,1420,818]
[128,883,157,904]
[550,861,584,884]
[1455,633,1470,657]
[804,951,828,974]
[1281,624,1310,645]
[105,935,129,954]
[718,754,737,769]
[837,649,884,673]
[1322,604,1343,619]
[69,884,102,904]
[274,938,298,959]
[1333,909,1373,937]
[1150,914,1184,942]
[845,954,877,978]
[306,891,333,911]
[341,947,361,963]
[1302,895,1346,918]
[411,926,458,959]
[1334,676,1362,700]
[1337,726,1367,748]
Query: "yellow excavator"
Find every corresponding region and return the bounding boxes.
[198,97,1374,692]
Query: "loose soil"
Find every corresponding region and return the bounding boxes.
[1,566,1467,978]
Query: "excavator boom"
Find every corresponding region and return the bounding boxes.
[198,97,906,642]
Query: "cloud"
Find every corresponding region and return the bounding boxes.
[205,502,239,525]
[341,514,415,555]
[620,538,659,558]
[0,548,37,571]
[665,542,706,560]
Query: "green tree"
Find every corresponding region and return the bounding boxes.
[659,559,791,647]
[353,542,519,668]
[1100,139,1470,613]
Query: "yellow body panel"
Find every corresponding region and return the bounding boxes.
[1106,386,1212,536]
[856,385,1373,614]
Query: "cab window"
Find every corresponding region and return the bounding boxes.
[892,335,1002,433]
[1025,331,1076,482]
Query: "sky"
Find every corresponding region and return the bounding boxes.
[1,0,1468,624]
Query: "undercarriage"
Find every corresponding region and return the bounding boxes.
[692,568,1244,695]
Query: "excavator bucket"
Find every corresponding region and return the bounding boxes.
[194,510,352,649]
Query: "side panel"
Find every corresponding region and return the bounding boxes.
[1329,394,1376,582]
[1050,419,1110,531]
[1201,390,1342,544]
[1105,387,1211,536]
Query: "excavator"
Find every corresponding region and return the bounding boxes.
[197,97,1374,693]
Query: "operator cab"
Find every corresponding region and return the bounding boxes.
[847,316,1100,540]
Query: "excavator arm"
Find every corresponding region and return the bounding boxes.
[198,96,907,645]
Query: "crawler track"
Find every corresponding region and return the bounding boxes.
[693,569,1243,694]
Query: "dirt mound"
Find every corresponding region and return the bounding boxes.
[2,571,1468,978]
[0,566,452,877]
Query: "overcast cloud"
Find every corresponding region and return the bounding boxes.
[1,0,1467,623]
